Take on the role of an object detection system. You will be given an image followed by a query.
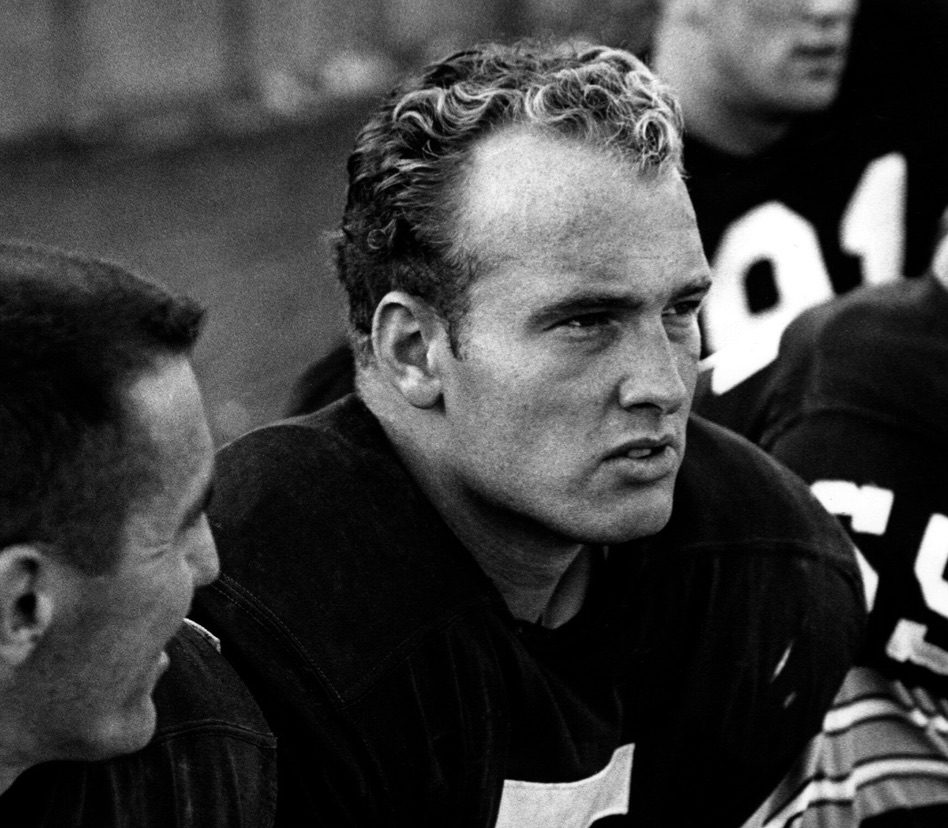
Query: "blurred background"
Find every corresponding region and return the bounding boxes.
[0,0,655,443]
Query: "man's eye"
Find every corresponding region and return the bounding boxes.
[559,313,611,329]
[663,299,703,318]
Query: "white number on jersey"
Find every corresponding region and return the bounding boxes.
[888,514,948,674]
[840,153,907,286]
[702,154,907,392]
[811,479,948,675]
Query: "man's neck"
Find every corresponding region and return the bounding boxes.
[652,18,790,156]
[450,518,595,628]
[0,712,30,796]
[376,408,595,627]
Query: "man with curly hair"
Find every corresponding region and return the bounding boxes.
[194,42,865,826]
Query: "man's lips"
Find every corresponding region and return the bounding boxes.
[796,43,846,59]
[794,44,848,70]
[601,433,682,483]
[607,434,677,460]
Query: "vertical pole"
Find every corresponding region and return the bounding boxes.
[48,0,86,135]
[220,0,257,102]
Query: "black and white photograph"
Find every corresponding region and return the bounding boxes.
[1,1,946,825]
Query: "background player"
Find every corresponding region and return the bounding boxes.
[652,0,948,434]
[735,230,948,825]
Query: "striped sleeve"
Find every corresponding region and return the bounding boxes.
[742,666,948,827]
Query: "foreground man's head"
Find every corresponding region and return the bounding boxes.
[337,43,712,548]
[0,243,218,790]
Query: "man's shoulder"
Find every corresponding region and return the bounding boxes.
[150,621,275,743]
[657,418,866,694]
[673,416,859,571]
[200,394,497,706]
[104,623,277,823]
[209,394,435,555]
[680,414,817,508]
[782,278,933,357]
[215,393,386,489]
[775,278,948,437]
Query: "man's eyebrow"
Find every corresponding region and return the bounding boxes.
[529,276,712,324]
[528,292,648,326]
[673,275,713,299]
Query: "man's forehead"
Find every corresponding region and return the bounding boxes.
[123,360,213,492]
[455,127,675,245]
[453,132,709,311]
[463,127,623,199]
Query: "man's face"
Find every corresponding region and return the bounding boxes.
[33,357,218,761]
[707,0,858,114]
[434,128,711,545]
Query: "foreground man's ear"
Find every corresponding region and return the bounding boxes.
[372,291,446,409]
[0,545,55,667]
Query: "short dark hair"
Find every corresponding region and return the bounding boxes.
[0,242,205,574]
[336,40,683,359]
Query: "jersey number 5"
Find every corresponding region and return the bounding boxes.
[888,514,948,675]
[811,479,948,676]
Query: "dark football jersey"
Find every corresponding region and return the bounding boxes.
[694,0,948,426]
[192,395,863,827]
[716,266,948,824]
[757,275,948,695]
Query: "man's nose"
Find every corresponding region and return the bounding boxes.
[616,324,689,414]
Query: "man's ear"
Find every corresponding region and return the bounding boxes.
[0,545,55,667]
[372,291,447,408]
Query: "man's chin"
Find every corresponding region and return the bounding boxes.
[786,80,842,113]
[566,495,675,546]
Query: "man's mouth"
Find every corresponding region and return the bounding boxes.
[626,445,663,460]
